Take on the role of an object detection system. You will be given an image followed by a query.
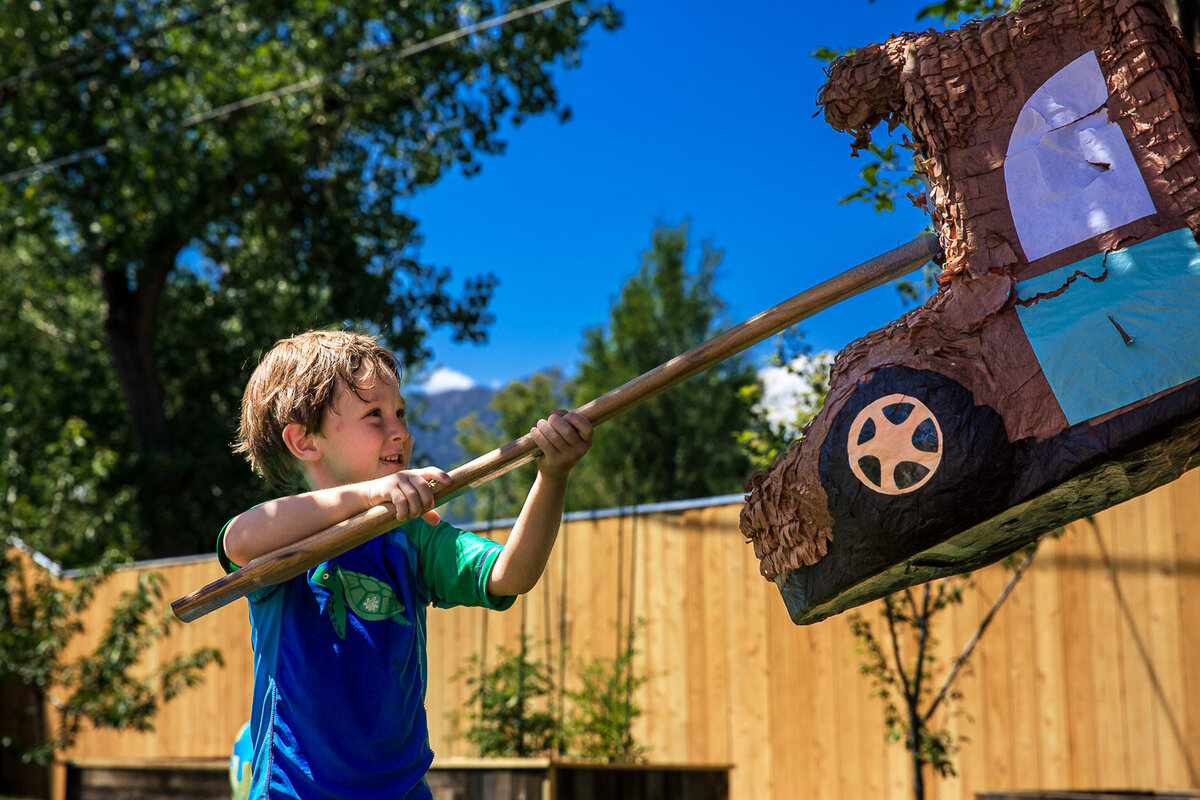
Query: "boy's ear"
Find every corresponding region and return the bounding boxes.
[282,423,322,462]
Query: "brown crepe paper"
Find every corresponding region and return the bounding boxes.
[742,0,1200,584]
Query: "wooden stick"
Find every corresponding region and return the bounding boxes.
[171,233,941,622]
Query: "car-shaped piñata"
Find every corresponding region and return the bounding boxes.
[741,0,1200,623]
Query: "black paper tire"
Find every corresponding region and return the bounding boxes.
[818,366,1015,555]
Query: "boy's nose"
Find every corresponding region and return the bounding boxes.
[388,419,410,441]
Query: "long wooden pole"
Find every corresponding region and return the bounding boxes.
[171,233,941,622]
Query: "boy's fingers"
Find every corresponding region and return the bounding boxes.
[544,414,577,441]
[530,411,594,469]
[391,481,422,518]
[556,410,594,440]
[415,475,441,510]
[411,465,452,486]
[530,423,564,458]
[550,412,593,443]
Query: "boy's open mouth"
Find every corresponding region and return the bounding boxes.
[380,455,406,467]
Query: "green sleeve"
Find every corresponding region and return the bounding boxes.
[217,517,238,574]
[404,518,516,611]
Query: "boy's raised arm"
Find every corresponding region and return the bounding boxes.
[487,411,593,596]
[223,466,450,568]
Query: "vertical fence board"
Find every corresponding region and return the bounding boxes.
[1060,522,1102,788]
[1030,546,1070,789]
[1008,569,1041,792]
[1091,513,1133,788]
[1169,469,1200,788]
[1116,498,1160,788]
[724,522,772,800]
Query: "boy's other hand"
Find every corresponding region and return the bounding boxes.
[530,410,594,481]
[367,466,452,525]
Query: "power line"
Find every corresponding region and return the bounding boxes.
[0,1,240,95]
[0,0,574,186]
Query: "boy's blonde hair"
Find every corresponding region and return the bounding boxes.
[235,330,401,491]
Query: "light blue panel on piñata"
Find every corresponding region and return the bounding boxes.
[1013,228,1200,425]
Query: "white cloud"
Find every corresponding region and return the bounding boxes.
[755,352,834,432]
[416,366,477,394]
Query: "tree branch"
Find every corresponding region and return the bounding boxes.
[922,548,1036,724]
[885,595,916,703]
[911,584,933,711]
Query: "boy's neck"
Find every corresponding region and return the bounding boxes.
[302,470,343,493]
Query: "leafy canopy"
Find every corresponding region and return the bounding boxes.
[572,222,759,508]
[0,0,619,559]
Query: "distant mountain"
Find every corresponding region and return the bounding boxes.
[407,386,498,469]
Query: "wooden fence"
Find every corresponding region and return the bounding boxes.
[24,470,1200,800]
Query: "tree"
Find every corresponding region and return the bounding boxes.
[848,549,1036,800]
[736,331,833,473]
[562,620,647,763]
[0,545,221,796]
[572,222,760,508]
[450,625,647,762]
[1,235,137,567]
[450,636,560,758]
[0,1,620,558]
[1,383,221,796]
[453,369,585,521]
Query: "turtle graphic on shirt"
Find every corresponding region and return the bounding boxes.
[313,565,410,639]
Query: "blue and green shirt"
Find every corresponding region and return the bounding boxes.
[218,518,514,799]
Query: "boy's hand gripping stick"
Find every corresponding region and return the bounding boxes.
[171,234,942,622]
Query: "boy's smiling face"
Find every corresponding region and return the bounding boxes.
[306,372,413,490]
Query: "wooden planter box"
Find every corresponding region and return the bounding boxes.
[978,793,1200,799]
[64,759,228,800]
[428,758,730,800]
[63,757,730,800]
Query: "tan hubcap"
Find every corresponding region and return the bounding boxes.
[847,394,943,495]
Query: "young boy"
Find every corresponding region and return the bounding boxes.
[219,329,592,798]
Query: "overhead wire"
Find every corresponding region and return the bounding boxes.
[0,0,575,186]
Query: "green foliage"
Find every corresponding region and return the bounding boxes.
[563,621,646,763]
[454,369,584,521]
[572,223,760,508]
[450,636,559,758]
[0,545,222,767]
[0,228,137,565]
[838,142,926,216]
[848,581,968,793]
[451,624,647,762]
[736,332,832,473]
[916,0,1024,22]
[833,139,938,304]
[0,0,620,559]
[810,45,848,64]
[4,416,140,566]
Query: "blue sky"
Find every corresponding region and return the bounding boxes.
[402,0,944,392]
